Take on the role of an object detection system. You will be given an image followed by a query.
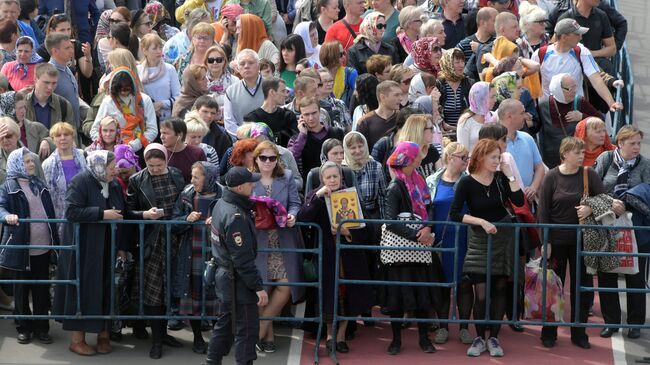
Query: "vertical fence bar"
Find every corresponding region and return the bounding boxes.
[166,224,172,314]
[575,227,583,327]
[541,227,549,323]
[74,223,82,315]
[511,225,521,325]
[201,223,207,317]
[139,223,145,316]
[450,224,460,321]
[485,232,493,322]
[330,228,342,364]
[109,222,116,316]
[314,223,325,365]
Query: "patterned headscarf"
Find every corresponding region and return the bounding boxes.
[221,4,244,20]
[6,147,42,195]
[95,9,113,46]
[343,132,370,172]
[144,1,171,28]
[355,12,385,44]
[86,150,114,198]
[387,141,431,220]
[412,37,440,76]
[439,48,464,83]
[468,81,495,123]
[491,72,519,104]
[114,144,141,171]
[86,117,124,152]
[13,36,42,80]
[196,161,220,194]
[245,122,275,140]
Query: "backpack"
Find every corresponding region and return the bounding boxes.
[538,44,583,74]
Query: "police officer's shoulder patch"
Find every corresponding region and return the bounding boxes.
[232,232,243,246]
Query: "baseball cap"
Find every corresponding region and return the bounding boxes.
[224,167,261,188]
[554,18,589,36]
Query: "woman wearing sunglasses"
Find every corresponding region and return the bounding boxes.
[346,12,399,75]
[137,33,181,121]
[204,45,238,113]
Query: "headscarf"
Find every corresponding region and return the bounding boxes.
[196,161,220,194]
[221,4,244,20]
[6,147,42,195]
[95,9,113,46]
[86,118,124,152]
[387,141,431,220]
[0,91,16,118]
[13,37,42,80]
[491,72,519,104]
[484,36,519,82]
[439,48,464,83]
[86,150,114,198]
[397,31,415,55]
[114,144,141,171]
[145,1,171,28]
[412,37,440,76]
[237,14,269,53]
[342,132,371,172]
[320,139,342,164]
[574,118,616,167]
[174,66,209,116]
[355,12,384,45]
[245,122,275,140]
[294,21,317,57]
[144,142,169,160]
[468,81,495,123]
[109,67,150,148]
[549,73,570,104]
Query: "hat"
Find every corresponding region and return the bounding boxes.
[225,167,261,188]
[554,18,589,36]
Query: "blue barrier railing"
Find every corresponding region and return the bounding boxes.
[330,218,650,363]
[0,219,325,363]
[610,0,634,132]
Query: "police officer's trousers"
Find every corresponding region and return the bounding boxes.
[205,302,259,365]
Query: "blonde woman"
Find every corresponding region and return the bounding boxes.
[397,114,442,178]
[204,45,238,111]
[172,64,209,118]
[184,111,220,168]
[389,64,415,108]
[137,33,181,121]
[391,6,424,63]
[174,22,215,83]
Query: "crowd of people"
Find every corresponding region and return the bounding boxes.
[0,0,645,363]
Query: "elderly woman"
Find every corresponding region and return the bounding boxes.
[298,161,372,354]
[305,138,356,192]
[391,6,423,63]
[573,117,615,167]
[42,122,86,228]
[457,82,496,153]
[13,92,52,160]
[205,45,238,111]
[347,12,398,75]
[539,73,602,168]
[171,161,221,354]
[0,148,58,345]
[250,140,303,352]
[54,150,128,356]
[450,138,524,357]
[92,66,158,154]
[436,48,474,128]
[320,41,358,107]
[537,137,606,350]
[172,64,209,118]
[426,142,471,344]
[174,22,215,83]
[137,33,181,121]
[378,141,437,355]
[126,143,185,359]
[0,36,41,91]
[593,125,650,340]
[86,116,123,153]
[144,0,180,41]
[0,117,45,185]
[516,2,550,59]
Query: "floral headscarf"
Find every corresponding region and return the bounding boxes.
[387,141,431,220]
[249,195,288,227]
[245,122,275,140]
[86,117,124,152]
[343,132,370,172]
[355,12,385,44]
[549,72,570,104]
[13,36,42,80]
[6,147,43,195]
[439,48,464,83]
[86,150,114,198]
[95,9,113,46]
[468,81,495,123]
[491,72,519,104]
[412,37,440,76]
[114,144,140,171]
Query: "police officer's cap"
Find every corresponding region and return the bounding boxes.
[224,166,262,187]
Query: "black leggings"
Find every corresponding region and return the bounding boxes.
[436,280,474,330]
[472,276,508,339]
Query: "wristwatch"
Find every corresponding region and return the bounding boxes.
[507,175,516,182]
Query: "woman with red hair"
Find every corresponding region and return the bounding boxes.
[218,138,260,183]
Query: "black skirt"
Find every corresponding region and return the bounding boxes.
[378,258,443,313]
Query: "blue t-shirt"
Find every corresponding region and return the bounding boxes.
[506,131,542,188]
[433,179,467,283]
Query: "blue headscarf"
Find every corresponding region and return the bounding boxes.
[197,161,220,195]
[6,147,43,195]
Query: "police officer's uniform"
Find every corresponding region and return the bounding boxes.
[206,167,264,365]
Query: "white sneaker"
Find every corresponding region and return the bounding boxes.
[467,336,487,357]
[487,337,504,357]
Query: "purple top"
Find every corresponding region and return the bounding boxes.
[61,159,80,184]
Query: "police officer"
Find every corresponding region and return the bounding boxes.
[206,167,269,365]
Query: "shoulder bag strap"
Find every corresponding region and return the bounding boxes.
[551,96,568,137]
[583,166,589,199]
[341,19,357,39]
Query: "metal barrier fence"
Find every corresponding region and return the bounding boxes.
[0,219,325,363]
[610,0,634,132]
[331,219,650,364]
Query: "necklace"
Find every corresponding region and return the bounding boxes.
[482,181,491,197]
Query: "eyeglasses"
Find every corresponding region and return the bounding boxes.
[207,56,224,64]
[194,35,212,42]
[533,19,547,24]
[401,77,413,85]
[339,52,345,58]
[322,79,334,84]
[376,23,386,30]
[258,155,278,163]
[452,154,469,162]
[561,85,577,92]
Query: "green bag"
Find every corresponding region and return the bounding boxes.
[302,257,318,282]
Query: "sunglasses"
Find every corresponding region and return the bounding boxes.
[258,155,278,163]
[452,154,469,162]
[376,23,386,30]
[207,56,224,64]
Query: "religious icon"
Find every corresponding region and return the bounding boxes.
[326,187,364,229]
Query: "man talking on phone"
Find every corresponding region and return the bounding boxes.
[206,167,268,365]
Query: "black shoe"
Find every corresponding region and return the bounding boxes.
[325,339,335,354]
[627,328,641,339]
[599,328,619,338]
[17,332,31,344]
[167,320,186,331]
[387,340,401,355]
[336,341,349,353]
[200,320,212,332]
[110,332,123,342]
[509,324,525,332]
[418,337,436,353]
[35,332,53,344]
[162,334,183,348]
[193,337,207,354]
[149,344,162,359]
[133,327,149,340]
[571,337,591,349]
[541,338,556,348]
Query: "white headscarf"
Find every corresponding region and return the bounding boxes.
[293,21,318,57]
[549,73,570,104]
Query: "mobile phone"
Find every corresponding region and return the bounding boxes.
[155,208,164,214]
